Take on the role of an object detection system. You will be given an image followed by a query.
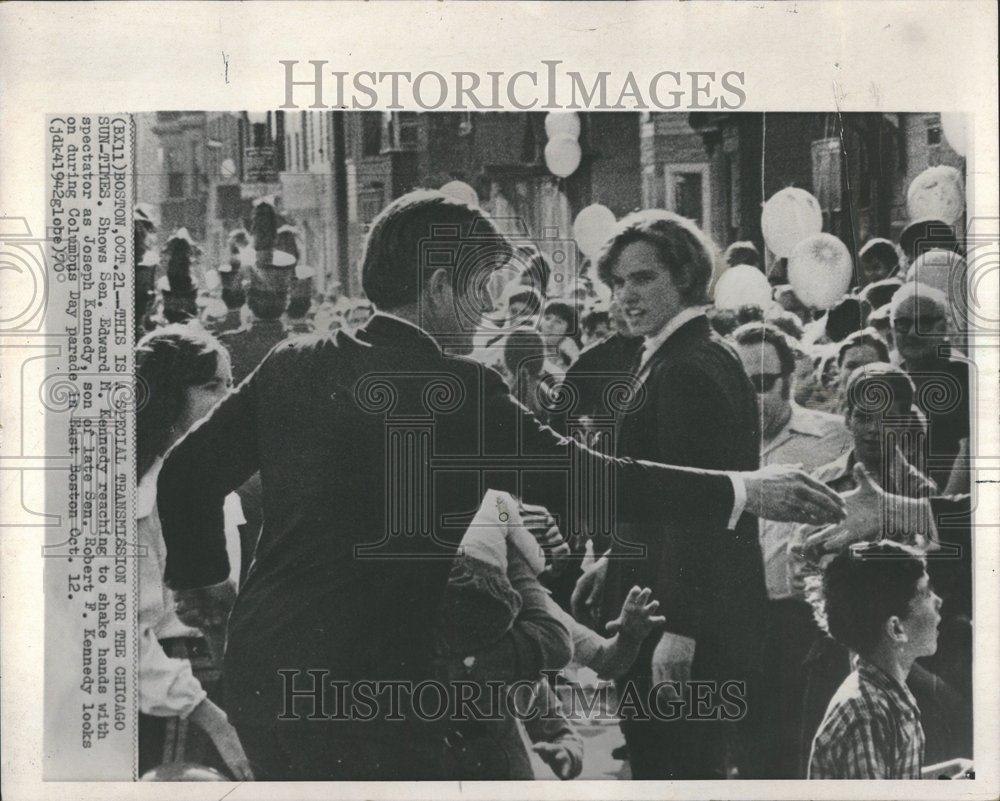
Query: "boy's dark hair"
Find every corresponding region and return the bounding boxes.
[818,541,927,655]
[362,190,511,311]
[861,278,905,311]
[765,309,805,342]
[707,307,739,338]
[837,327,891,367]
[596,209,714,306]
[285,294,311,320]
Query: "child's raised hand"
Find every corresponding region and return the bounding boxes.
[605,586,665,641]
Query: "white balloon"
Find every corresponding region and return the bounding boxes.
[573,204,617,258]
[440,180,480,208]
[788,233,853,310]
[713,264,772,310]
[939,113,967,157]
[906,248,966,298]
[544,136,582,178]
[761,187,823,258]
[203,269,221,290]
[907,165,965,226]
[545,112,581,140]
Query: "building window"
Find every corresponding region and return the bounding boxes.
[926,124,942,146]
[664,164,710,232]
[165,154,184,198]
[381,111,420,152]
[361,113,382,157]
[360,184,385,224]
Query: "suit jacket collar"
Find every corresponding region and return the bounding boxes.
[639,310,710,372]
[357,312,444,358]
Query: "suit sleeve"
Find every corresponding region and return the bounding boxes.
[157,355,265,590]
[480,367,735,533]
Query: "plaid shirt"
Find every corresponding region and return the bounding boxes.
[808,658,924,779]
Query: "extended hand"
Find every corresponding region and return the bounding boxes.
[605,586,665,641]
[532,742,578,780]
[188,699,254,780]
[743,464,845,525]
[805,464,936,554]
[651,632,695,704]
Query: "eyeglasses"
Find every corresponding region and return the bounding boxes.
[893,316,945,333]
[749,372,784,393]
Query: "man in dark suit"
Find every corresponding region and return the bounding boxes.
[597,210,767,779]
[157,191,843,780]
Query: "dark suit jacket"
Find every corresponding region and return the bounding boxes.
[604,314,767,675]
[158,314,742,728]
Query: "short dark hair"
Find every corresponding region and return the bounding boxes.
[836,327,891,367]
[581,308,610,339]
[724,240,760,268]
[843,362,915,416]
[859,238,900,270]
[817,541,927,655]
[362,190,512,311]
[518,246,552,297]
[502,327,546,377]
[247,287,288,321]
[596,210,714,305]
[506,286,543,316]
[861,278,904,311]
[825,296,872,343]
[543,299,577,332]
[707,307,739,337]
[136,325,228,477]
[732,322,797,376]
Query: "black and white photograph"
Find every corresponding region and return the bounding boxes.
[0,3,996,799]
[129,108,974,781]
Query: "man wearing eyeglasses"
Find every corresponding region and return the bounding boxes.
[890,283,970,491]
[731,321,853,777]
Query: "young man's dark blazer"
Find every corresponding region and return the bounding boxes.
[605,313,767,680]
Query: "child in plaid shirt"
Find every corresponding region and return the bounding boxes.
[807,541,971,779]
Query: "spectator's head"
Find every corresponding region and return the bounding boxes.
[732,322,798,439]
[867,303,894,348]
[843,362,916,466]
[825,296,872,343]
[285,293,312,321]
[540,299,577,345]
[836,328,891,397]
[581,308,611,344]
[247,287,288,321]
[502,328,547,414]
[773,284,810,324]
[361,190,512,349]
[724,240,760,269]
[346,300,374,330]
[136,325,233,477]
[860,278,904,313]
[816,541,941,661]
[858,238,901,286]
[737,304,766,325]
[899,219,958,266]
[597,210,714,337]
[708,307,739,338]
[890,283,950,366]
[504,285,543,327]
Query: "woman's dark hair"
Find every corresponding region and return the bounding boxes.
[816,541,927,655]
[581,309,610,339]
[543,299,577,332]
[136,325,228,477]
[596,210,715,305]
[361,190,512,311]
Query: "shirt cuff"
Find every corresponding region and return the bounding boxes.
[726,474,747,530]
